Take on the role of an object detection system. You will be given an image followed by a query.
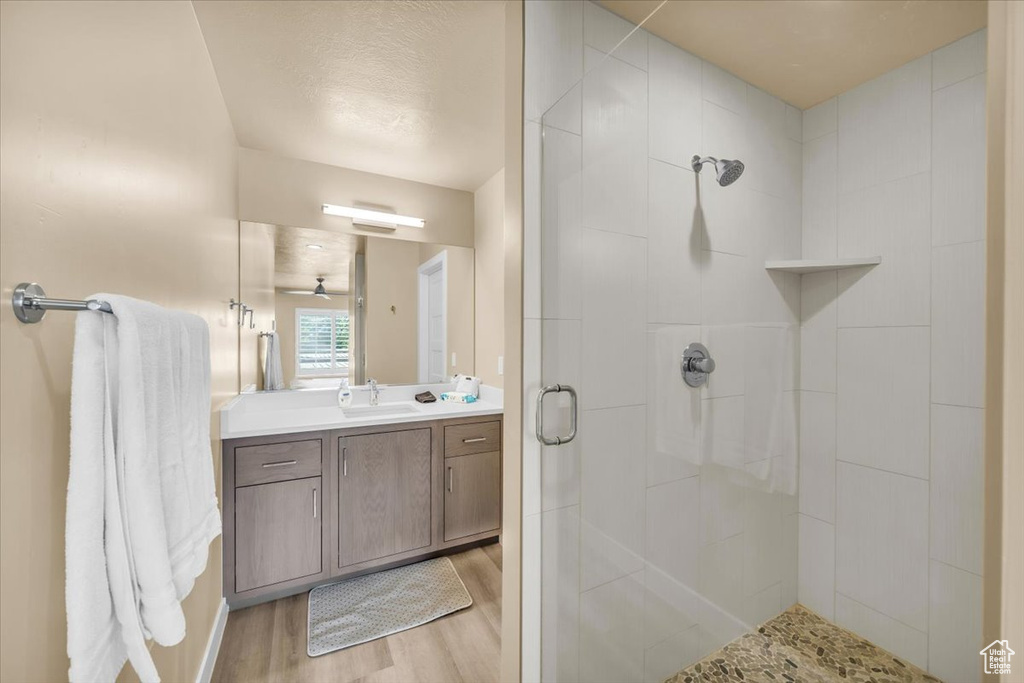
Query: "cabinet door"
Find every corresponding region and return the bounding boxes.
[444,451,501,542]
[236,477,321,592]
[337,429,432,568]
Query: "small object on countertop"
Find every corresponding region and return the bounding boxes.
[338,379,353,408]
[415,391,437,403]
[440,391,477,404]
[453,374,481,397]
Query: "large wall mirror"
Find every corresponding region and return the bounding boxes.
[220,0,506,395]
[240,221,478,390]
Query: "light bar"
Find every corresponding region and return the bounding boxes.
[322,203,425,229]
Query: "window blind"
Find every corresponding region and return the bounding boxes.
[297,308,350,375]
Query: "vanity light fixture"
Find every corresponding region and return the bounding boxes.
[306,243,324,250]
[322,203,425,229]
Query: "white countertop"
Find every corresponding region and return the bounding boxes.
[219,383,503,440]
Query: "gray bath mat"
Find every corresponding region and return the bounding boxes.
[307,556,473,657]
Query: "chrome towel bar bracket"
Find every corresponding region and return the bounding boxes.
[11,282,112,324]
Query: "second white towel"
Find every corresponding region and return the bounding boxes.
[264,331,284,390]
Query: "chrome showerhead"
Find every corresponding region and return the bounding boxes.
[715,158,745,186]
[691,155,745,186]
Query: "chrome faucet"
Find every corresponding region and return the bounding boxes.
[367,378,380,406]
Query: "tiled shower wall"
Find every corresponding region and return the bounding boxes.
[796,29,987,683]
[523,2,803,681]
[523,4,987,683]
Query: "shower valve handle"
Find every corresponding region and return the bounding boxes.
[686,355,716,374]
[681,342,715,388]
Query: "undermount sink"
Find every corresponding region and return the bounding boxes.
[342,404,419,418]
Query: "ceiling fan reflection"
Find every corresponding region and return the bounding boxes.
[280,277,346,300]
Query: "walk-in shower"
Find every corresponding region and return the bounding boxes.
[691,155,745,186]
[526,4,988,682]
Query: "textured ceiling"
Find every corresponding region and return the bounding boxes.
[193,0,504,191]
[273,226,357,293]
[599,0,987,109]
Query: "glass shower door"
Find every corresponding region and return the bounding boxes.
[534,42,667,682]
[529,9,800,682]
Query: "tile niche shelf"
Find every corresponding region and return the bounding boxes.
[764,257,881,274]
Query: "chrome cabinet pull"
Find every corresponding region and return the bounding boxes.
[463,437,487,444]
[312,487,317,519]
[342,447,348,477]
[536,384,578,446]
[262,459,298,468]
[447,466,454,493]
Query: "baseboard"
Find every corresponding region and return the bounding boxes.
[196,598,229,683]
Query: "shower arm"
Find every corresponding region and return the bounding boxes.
[691,155,718,173]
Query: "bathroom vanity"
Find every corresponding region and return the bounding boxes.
[219,386,502,608]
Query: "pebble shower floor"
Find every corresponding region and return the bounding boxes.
[668,605,942,683]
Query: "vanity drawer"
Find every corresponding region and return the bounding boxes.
[235,439,322,487]
[444,421,501,458]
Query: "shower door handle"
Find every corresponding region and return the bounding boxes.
[536,384,578,446]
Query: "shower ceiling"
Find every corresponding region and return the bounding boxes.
[599,0,986,109]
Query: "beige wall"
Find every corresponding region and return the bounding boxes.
[239,147,476,248]
[474,169,506,388]
[500,1,524,681]
[0,2,239,682]
[364,238,420,383]
[362,237,476,385]
[419,243,476,380]
[274,291,350,389]
[984,2,1024,676]
[239,222,277,390]
[999,0,1024,665]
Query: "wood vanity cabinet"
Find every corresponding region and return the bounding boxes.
[334,428,432,568]
[235,477,321,592]
[444,452,501,541]
[223,434,329,605]
[223,415,501,609]
[443,421,501,542]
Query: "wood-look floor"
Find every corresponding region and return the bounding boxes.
[212,543,502,683]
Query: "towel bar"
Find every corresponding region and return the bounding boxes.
[11,282,112,324]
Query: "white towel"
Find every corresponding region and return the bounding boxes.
[697,324,798,495]
[264,331,284,390]
[67,295,221,683]
[453,374,481,397]
[648,326,700,468]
